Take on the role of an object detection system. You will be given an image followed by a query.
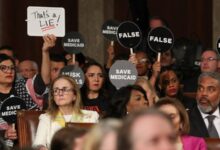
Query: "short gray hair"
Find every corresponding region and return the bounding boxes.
[198,72,220,85]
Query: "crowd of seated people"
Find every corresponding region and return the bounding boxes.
[1,16,220,150]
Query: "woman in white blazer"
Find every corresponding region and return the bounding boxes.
[33,75,99,150]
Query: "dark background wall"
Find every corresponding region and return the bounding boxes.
[114,0,212,48]
[0,0,212,65]
[0,0,78,65]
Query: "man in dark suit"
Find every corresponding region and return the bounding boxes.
[189,72,220,138]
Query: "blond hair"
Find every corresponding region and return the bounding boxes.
[83,119,122,150]
[47,75,82,119]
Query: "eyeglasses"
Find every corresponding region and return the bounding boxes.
[52,87,73,96]
[200,57,218,62]
[137,58,149,64]
[0,65,15,73]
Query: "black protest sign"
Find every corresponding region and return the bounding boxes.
[217,38,220,56]
[147,27,174,53]
[102,20,120,41]
[109,60,137,89]
[60,65,85,88]
[62,32,85,54]
[1,96,26,124]
[116,21,142,48]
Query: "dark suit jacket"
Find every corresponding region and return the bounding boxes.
[188,105,210,138]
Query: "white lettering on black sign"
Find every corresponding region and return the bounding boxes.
[110,74,136,80]
[62,72,83,85]
[102,26,118,34]
[111,69,136,80]
[6,105,20,110]
[109,60,138,89]
[118,32,140,38]
[1,105,21,117]
[63,38,84,48]
[149,36,172,44]
[2,111,17,117]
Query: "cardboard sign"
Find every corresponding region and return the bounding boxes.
[147,27,174,53]
[62,32,85,54]
[1,96,26,124]
[102,20,120,41]
[116,21,142,48]
[109,60,137,89]
[27,6,65,37]
[60,65,85,88]
[217,38,220,56]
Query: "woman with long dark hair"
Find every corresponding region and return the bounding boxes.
[81,61,115,116]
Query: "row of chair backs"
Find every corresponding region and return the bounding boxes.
[16,110,220,150]
[17,110,44,149]
[16,110,95,149]
[205,138,220,150]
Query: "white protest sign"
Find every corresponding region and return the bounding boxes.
[27,6,65,37]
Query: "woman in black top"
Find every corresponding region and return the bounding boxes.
[158,69,196,110]
[81,61,115,116]
[0,54,38,147]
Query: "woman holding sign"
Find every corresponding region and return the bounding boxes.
[0,54,39,148]
[33,75,99,150]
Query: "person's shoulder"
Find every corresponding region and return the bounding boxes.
[39,112,51,120]
[182,135,205,143]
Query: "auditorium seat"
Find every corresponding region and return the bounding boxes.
[17,110,44,149]
[205,138,220,150]
[65,122,95,130]
[183,92,196,99]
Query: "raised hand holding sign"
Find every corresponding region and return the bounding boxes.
[62,32,85,65]
[116,21,142,54]
[27,6,65,37]
[147,27,174,62]
[102,20,120,46]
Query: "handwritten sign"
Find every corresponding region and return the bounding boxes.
[27,6,65,37]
